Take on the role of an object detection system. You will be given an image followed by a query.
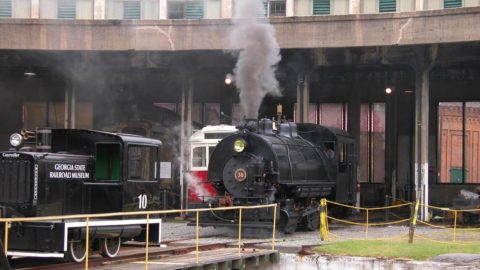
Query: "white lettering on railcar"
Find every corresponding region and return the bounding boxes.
[48,163,89,180]
[2,153,19,158]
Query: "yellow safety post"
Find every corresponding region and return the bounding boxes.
[238,208,242,256]
[272,203,277,250]
[3,222,8,255]
[85,217,90,270]
[145,213,150,270]
[453,210,457,243]
[408,200,420,243]
[365,209,369,240]
[196,210,199,263]
[320,199,327,241]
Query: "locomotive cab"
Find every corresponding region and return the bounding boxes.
[0,128,164,262]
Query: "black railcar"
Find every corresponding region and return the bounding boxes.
[198,119,355,233]
[0,128,163,262]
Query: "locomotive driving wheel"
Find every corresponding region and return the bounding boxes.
[65,239,87,263]
[100,237,121,258]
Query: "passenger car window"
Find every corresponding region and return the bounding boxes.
[192,147,206,167]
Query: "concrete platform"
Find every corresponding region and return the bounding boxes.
[99,248,279,270]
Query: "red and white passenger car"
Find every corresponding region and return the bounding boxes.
[188,125,237,206]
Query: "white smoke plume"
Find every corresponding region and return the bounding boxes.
[184,172,214,199]
[172,124,214,204]
[231,0,282,119]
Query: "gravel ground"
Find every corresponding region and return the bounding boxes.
[159,221,480,267]
[160,221,458,253]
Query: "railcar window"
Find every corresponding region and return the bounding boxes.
[205,133,230,140]
[127,145,159,181]
[96,143,121,181]
[192,147,206,167]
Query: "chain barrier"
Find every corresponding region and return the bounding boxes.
[319,199,412,241]
[319,197,480,245]
[415,202,480,244]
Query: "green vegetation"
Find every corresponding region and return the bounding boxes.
[314,240,480,260]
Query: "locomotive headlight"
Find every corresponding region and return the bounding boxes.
[10,133,23,147]
[233,139,247,153]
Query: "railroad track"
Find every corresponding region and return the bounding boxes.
[11,239,233,270]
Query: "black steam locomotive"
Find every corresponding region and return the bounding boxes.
[197,119,355,233]
[0,128,164,262]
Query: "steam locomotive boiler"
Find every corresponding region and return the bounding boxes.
[199,119,355,233]
[0,128,163,262]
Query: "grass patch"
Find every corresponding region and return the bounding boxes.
[314,240,480,260]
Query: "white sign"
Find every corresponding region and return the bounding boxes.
[160,162,172,179]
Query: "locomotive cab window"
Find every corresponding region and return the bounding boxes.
[324,142,335,159]
[95,143,121,181]
[127,145,159,181]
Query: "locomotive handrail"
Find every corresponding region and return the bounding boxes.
[0,204,277,223]
[2,203,278,270]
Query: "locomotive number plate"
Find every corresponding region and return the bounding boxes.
[234,168,247,182]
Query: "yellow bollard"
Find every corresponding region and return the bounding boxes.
[453,211,457,243]
[4,222,8,255]
[196,210,200,263]
[145,213,150,270]
[408,200,420,243]
[238,208,242,256]
[320,199,327,241]
[85,217,90,270]
[365,209,369,240]
[272,204,277,250]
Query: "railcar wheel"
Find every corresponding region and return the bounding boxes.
[65,239,87,263]
[306,212,320,231]
[100,237,121,258]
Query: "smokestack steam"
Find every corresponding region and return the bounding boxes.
[231,0,282,119]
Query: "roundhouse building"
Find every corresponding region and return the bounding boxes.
[0,0,479,218]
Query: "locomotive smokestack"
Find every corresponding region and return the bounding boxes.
[230,0,282,119]
[237,118,258,132]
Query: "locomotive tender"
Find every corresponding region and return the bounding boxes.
[0,128,163,262]
[198,118,355,233]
